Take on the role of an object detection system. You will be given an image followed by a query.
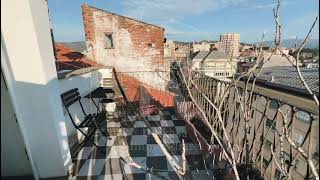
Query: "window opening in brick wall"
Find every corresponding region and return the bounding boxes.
[104,34,114,49]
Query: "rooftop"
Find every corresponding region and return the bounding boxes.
[55,42,102,71]
[192,51,210,60]
[206,50,227,60]
[252,66,319,96]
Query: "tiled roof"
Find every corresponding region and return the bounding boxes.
[255,66,319,94]
[206,50,227,59]
[192,51,210,60]
[55,42,103,71]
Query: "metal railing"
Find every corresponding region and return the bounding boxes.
[184,72,319,179]
[111,66,319,179]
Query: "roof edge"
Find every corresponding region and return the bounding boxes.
[240,76,319,99]
[82,4,165,30]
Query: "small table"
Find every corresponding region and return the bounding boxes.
[85,87,115,112]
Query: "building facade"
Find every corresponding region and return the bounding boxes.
[192,42,211,52]
[164,39,175,58]
[82,4,165,70]
[175,43,191,59]
[218,33,240,58]
[192,50,237,80]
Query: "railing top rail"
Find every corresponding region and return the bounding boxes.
[193,72,319,115]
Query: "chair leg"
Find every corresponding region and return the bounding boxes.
[91,98,101,113]
[96,125,111,140]
[77,128,106,154]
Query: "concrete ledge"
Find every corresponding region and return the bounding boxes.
[57,66,113,80]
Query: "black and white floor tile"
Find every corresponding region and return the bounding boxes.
[71,108,215,180]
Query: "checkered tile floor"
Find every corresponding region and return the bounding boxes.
[71,108,217,180]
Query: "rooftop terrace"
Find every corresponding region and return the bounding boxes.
[71,108,218,180]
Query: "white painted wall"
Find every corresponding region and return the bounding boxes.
[1,68,33,177]
[1,0,72,178]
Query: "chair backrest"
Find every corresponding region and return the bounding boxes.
[61,88,87,127]
[61,88,81,108]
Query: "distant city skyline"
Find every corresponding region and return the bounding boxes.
[48,0,319,43]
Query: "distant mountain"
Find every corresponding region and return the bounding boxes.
[254,39,319,49]
[61,41,87,53]
[173,40,219,44]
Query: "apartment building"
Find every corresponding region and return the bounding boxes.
[175,43,191,59]
[192,42,211,52]
[192,50,237,80]
[164,39,175,58]
[218,33,240,58]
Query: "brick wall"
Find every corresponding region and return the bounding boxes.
[82,4,165,80]
[118,73,174,108]
[82,5,95,45]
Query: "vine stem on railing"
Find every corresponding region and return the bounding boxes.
[278,110,319,179]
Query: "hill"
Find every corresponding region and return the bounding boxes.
[254,39,319,49]
[60,41,87,53]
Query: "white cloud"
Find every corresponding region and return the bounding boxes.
[121,0,247,41]
[121,0,245,21]
[238,1,294,10]
[120,0,308,42]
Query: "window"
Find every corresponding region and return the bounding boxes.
[104,34,113,49]
[266,118,276,130]
[148,43,155,48]
[269,100,279,109]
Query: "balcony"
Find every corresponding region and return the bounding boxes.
[57,67,224,179]
[1,1,318,180]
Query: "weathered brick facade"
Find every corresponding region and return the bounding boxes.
[82,4,171,109]
[118,73,175,108]
[82,4,164,74]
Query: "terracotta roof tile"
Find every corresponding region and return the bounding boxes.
[55,42,103,71]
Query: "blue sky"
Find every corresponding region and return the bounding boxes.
[48,0,319,43]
